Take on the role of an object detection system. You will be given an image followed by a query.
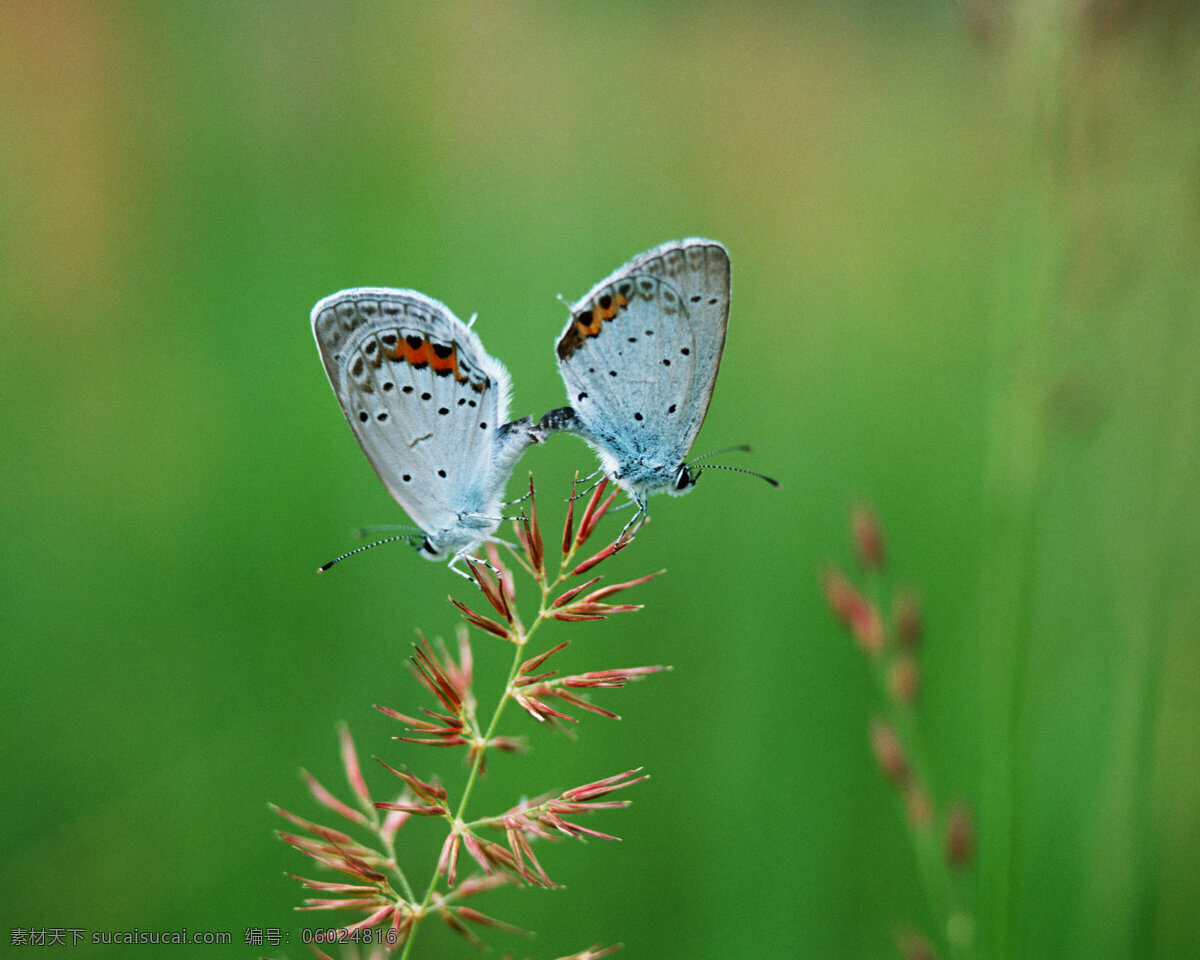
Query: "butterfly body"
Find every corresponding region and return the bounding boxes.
[540,239,731,514]
[312,287,537,567]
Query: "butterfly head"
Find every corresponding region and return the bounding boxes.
[669,463,700,497]
[415,535,445,561]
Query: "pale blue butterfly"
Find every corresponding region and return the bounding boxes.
[312,288,538,574]
[539,239,776,532]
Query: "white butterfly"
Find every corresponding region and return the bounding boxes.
[312,288,538,573]
[540,239,766,528]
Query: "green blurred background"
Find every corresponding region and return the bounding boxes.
[2,2,1198,958]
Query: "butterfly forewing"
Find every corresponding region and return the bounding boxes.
[312,288,519,544]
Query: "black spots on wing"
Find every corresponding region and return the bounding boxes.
[458,397,467,406]
[351,356,365,377]
[627,336,637,343]
[403,385,414,394]
[618,282,632,297]
[577,392,588,401]
[421,392,431,401]
[376,411,388,422]
[708,297,718,305]
[358,411,369,422]
[433,343,454,375]
[468,399,477,408]
[383,381,394,391]
[364,340,378,357]
[690,295,702,303]
[402,474,411,482]
[480,422,488,430]
[437,469,447,478]
[438,407,450,415]
[662,358,671,367]
[405,334,423,350]
[668,404,677,414]
[644,329,654,336]
[634,412,643,421]
[381,331,399,347]
[681,347,691,356]
[598,293,612,310]
[609,370,617,378]
[588,367,595,374]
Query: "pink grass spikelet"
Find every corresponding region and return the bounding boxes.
[575,478,614,548]
[869,719,908,784]
[562,474,578,554]
[557,945,623,960]
[896,928,938,960]
[450,596,513,640]
[296,772,369,826]
[945,802,975,868]
[467,557,515,624]
[888,654,920,704]
[339,724,372,812]
[852,503,886,570]
[570,536,629,577]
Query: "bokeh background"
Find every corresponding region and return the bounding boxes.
[2,2,1198,958]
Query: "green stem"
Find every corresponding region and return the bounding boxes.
[399,561,570,959]
[864,569,976,960]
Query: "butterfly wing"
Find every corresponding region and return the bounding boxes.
[552,239,730,491]
[312,288,532,553]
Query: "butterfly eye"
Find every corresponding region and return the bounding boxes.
[420,537,438,556]
[674,465,696,491]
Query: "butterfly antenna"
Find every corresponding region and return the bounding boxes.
[688,444,753,464]
[696,464,780,488]
[352,524,423,538]
[317,534,419,573]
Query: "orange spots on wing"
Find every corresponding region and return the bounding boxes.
[557,288,631,360]
[386,334,470,383]
[578,290,627,336]
[429,345,461,378]
[406,340,430,366]
[597,291,627,320]
[576,309,604,339]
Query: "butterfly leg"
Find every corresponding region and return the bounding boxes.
[448,552,503,585]
[566,467,607,502]
[502,488,533,507]
[616,496,648,544]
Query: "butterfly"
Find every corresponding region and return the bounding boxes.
[312,288,538,574]
[539,239,773,531]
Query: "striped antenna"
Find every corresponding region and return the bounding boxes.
[695,463,780,488]
[317,534,421,573]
